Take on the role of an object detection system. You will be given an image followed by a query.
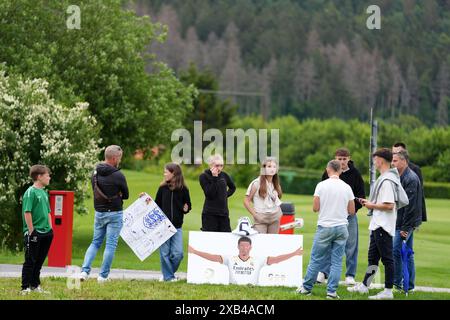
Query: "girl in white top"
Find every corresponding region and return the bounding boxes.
[244,157,283,234]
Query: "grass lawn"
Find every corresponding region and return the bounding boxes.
[1,278,450,300]
[1,169,450,299]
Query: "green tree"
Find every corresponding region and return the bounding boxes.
[0,67,100,249]
[0,0,194,156]
[179,64,237,132]
[143,0,450,126]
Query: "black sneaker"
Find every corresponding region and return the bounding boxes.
[393,285,404,294]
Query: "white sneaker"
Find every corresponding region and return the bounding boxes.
[20,288,31,295]
[368,289,394,300]
[97,276,110,283]
[295,286,311,296]
[31,285,50,294]
[326,292,340,299]
[347,282,369,294]
[160,276,179,282]
[79,271,88,281]
[316,272,327,284]
[344,276,356,286]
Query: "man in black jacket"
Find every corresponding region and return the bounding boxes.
[199,154,236,232]
[391,150,422,292]
[393,142,427,223]
[80,145,129,282]
[317,148,365,286]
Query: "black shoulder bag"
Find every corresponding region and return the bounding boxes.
[93,170,121,203]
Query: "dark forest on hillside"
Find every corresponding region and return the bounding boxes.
[136,0,450,126]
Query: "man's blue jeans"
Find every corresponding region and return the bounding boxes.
[393,229,415,290]
[303,225,349,294]
[82,211,123,278]
[160,228,184,281]
[320,214,358,278]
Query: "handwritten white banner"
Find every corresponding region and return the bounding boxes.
[121,194,177,261]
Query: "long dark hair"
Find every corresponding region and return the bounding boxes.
[258,157,282,199]
[161,163,187,191]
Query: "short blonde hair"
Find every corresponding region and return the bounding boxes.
[208,154,224,166]
[105,145,123,160]
[327,160,341,172]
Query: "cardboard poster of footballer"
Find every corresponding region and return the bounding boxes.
[187,231,303,287]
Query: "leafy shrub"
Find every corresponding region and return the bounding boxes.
[0,68,100,249]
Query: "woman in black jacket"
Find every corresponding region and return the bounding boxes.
[199,154,236,232]
[155,163,191,282]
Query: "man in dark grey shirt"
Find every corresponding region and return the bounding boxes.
[391,149,422,293]
[393,142,427,223]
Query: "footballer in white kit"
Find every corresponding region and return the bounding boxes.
[221,255,267,285]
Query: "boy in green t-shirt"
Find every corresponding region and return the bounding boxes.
[21,165,53,295]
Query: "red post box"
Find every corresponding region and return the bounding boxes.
[48,191,74,267]
[279,202,296,235]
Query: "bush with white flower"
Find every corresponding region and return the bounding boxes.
[0,67,100,250]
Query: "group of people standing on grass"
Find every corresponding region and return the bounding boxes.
[199,154,284,234]
[298,144,426,299]
[20,143,426,299]
[78,148,285,284]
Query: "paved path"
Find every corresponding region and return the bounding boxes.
[0,264,186,281]
[1,264,450,293]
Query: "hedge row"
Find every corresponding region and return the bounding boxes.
[278,172,450,199]
[135,161,450,199]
